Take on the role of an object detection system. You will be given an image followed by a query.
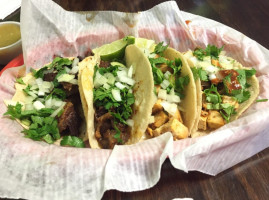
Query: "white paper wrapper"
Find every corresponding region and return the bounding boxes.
[1,0,269,199]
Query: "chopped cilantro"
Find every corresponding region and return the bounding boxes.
[193,45,224,61]
[256,99,268,102]
[60,136,85,148]
[113,122,123,143]
[16,77,26,85]
[175,75,190,94]
[3,102,23,119]
[4,103,61,143]
[220,105,236,123]
[153,41,169,56]
[191,67,208,81]
[232,90,250,103]
[23,85,32,96]
[166,58,182,76]
[204,84,222,104]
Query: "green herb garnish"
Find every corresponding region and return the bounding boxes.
[60,136,85,148]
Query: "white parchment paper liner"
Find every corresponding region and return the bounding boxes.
[0,0,269,199]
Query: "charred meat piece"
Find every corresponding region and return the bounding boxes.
[99,60,111,68]
[95,112,131,149]
[58,101,80,137]
[43,72,57,82]
[61,82,79,97]
[95,107,107,118]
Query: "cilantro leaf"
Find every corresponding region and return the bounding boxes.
[193,45,224,61]
[232,90,250,103]
[191,67,208,81]
[153,42,169,56]
[256,99,268,102]
[3,102,23,119]
[60,136,85,148]
[204,84,222,104]
[220,105,236,123]
[175,75,189,94]
[16,77,26,85]
[113,122,123,144]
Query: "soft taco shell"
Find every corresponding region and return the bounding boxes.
[163,48,198,135]
[5,57,88,144]
[81,44,155,148]
[184,51,259,137]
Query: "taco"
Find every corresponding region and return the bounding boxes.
[80,41,155,149]
[135,38,197,140]
[184,45,259,137]
[4,56,90,147]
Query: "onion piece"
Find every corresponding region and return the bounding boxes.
[50,102,66,118]
[64,67,71,73]
[33,101,45,110]
[166,94,180,103]
[158,89,167,100]
[161,101,178,116]
[103,83,110,90]
[45,98,52,108]
[94,75,107,88]
[164,71,172,79]
[126,119,134,127]
[57,74,75,82]
[115,82,126,90]
[111,89,122,101]
[160,79,170,89]
[25,103,34,111]
[104,73,115,85]
[69,79,78,85]
[72,57,79,68]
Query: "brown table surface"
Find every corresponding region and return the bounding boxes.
[1,0,269,200]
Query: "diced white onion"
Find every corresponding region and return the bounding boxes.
[117,70,128,77]
[57,74,75,82]
[33,101,45,110]
[69,79,78,85]
[204,65,218,74]
[35,78,43,86]
[103,83,110,90]
[117,74,135,86]
[72,57,79,68]
[158,89,167,100]
[50,102,66,118]
[70,65,79,74]
[166,94,181,103]
[160,101,178,116]
[64,67,71,73]
[25,103,34,111]
[160,79,170,89]
[54,100,63,108]
[28,91,38,98]
[208,73,217,81]
[164,71,172,79]
[104,73,115,85]
[111,89,122,101]
[43,81,53,89]
[128,65,133,78]
[38,90,45,96]
[24,96,34,104]
[115,82,126,90]
[94,75,107,88]
[126,119,134,127]
[30,84,38,90]
[149,116,155,124]
[45,98,52,108]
